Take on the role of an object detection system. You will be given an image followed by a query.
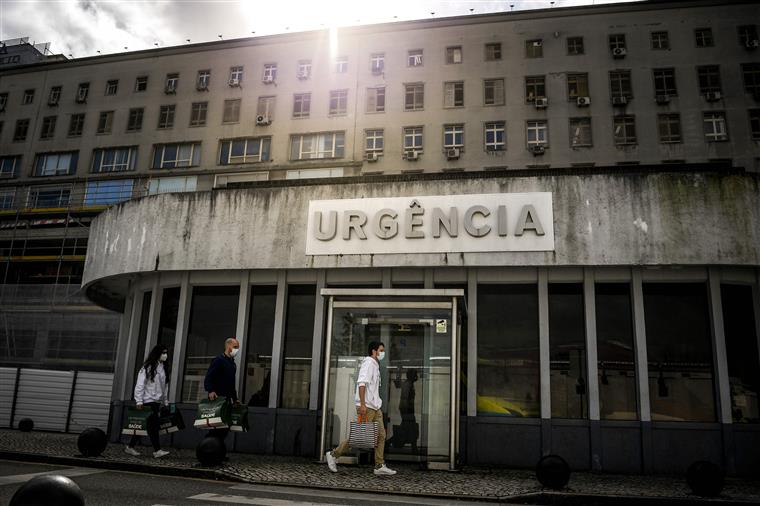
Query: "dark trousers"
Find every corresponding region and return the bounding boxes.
[208,427,230,442]
[128,402,161,452]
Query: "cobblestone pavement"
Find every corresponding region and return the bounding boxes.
[1,429,759,503]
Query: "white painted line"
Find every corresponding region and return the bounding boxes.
[0,467,107,486]
[188,493,336,505]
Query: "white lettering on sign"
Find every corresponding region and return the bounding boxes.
[306,193,554,255]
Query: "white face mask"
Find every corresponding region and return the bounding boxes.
[159,353,168,362]
[377,351,385,361]
[230,348,240,358]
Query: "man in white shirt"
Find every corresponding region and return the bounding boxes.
[325,341,396,476]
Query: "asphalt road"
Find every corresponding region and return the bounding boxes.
[0,459,499,505]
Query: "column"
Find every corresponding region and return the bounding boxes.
[168,272,191,403]
[631,267,652,473]
[234,271,251,399]
[466,269,478,417]
[267,271,287,409]
[584,268,601,471]
[309,270,327,411]
[538,268,551,454]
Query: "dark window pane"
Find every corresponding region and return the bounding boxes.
[477,284,540,417]
[549,283,588,419]
[595,283,637,420]
[244,285,277,406]
[280,285,316,408]
[133,291,152,385]
[644,283,716,422]
[156,287,181,375]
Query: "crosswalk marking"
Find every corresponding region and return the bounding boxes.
[188,493,337,505]
[0,467,107,486]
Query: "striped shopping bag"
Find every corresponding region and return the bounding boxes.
[348,415,378,450]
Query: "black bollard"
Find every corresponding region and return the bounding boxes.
[77,427,108,457]
[10,474,84,506]
[196,436,226,467]
[18,418,34,432]
[536,454,571,490]
[687,460,724,497]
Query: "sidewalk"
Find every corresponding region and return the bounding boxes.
[1,429,759,504]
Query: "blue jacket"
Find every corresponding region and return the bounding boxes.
[204,354,238,402]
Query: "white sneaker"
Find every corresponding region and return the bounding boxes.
[124,446,140,456]
[373,464,396,476]
[153,449,170,459]
[325,451,338,473]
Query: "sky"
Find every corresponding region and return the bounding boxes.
[1,0,643,58]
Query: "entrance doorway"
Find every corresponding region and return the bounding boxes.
[319,289,462,470]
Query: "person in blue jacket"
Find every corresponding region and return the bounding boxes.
[204,337,240,443]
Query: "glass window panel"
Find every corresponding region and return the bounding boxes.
[244,285,277,406]
[158,287,181,346]
[280,285,315,409]
[549,283,588,419]
[133,291,153,386]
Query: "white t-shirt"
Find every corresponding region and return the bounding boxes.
[354,356,382,410]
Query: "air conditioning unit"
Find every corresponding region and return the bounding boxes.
[705,91,722,102]
[366,152,379,162]
[228,78,241,87]
[75,90,88,103]
[746,39,759,49]
[655,94,670,104]
[612,47,627,58]
[262,75,275,84]
[446,147,460,160]
[530,144,546,155]
[534,97,548,109]
[297,71,309,80]
[164,85,176,94]
[533,40,543,47]
[576,96,591,107]
[612,96,628,106]
[255,115,271,126]
[404,150,419,161]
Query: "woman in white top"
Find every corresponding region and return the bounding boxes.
[124,344,171,458]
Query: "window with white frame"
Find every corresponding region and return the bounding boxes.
[286,168,344,180]
[229,66,244,85]
[403,126,423,152]
[0,189,14,209]
[653,68,677,96]
[263,63,277,82]
[404,83,424,111]
[135,76,148,92]
[197,70,211,90]
[750,109,760,141]
[370,53,385,73]
[485,43,501,61]
[105,80,119,96]
[84,179,134,206]
[651,31,670,50]
[158,105,175,129]
[165,73,179,93]
[48,86,62,105]
[738,25,759,47]
[567,37,584,55]
[148,176,197,196]
[92,146,138,173]
[695,28,713,48]
[219,137,271,164]
[742,63,760,95]
[444,81,464,108]
[329,89,348,115]
[289,132,345,160]
[365,129,384,153]
[68,113,85,137]
[703,111,728,141]
[366,87,385,113]
[446,46,463,64]
[28,185,71,208]
[526,120,548,146]
[567,73,589,99]
[33,152,78,176]
[126,108,143,132]
[697,66,721,94]
[484,78,505,105]
[525,76,546,102]
[0,92,8,111]
[407,49,423,67]
[658,113,682,143]
[190,102,208,127]
[293,93,311,118]
[484,122,505,151]
[335,56,348,73]
[257,96,276,119]
[76,82,89,102]
[152,142,202,169]
[609,70,633,98]
[222,99,241,123]
[569,117,592,147]
[13,119,30,141]
[40,116,57,139]
[443,124,464,149]
[613,115,637,145]
[23,89,35,105]
[525,39,543,58]
[96,111,114,134]
[0,156,21,178]
[609,34,626,51]
[297,60,312,79]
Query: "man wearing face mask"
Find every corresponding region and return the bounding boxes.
[125,344,171,458]
[204,337,241,443]
[326,341,396,476]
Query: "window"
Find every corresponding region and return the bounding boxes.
[525,39,543,58]
[567,36,584,55]
[126,108,143,132]
[39,116,56,139]
[703,111,728,141]
[263,63,277,82]
[750,109,760,140]
[653,68,677,96]
[477,284,540,417]
[609,33,626,51]
[484,78,505,106]
[84,179,134,206]
[197,70,210,90]
[407,49,423,67]
[658,113,682,143]
[366,87,385,113]
[697,65,722,94]
[28,186,71,208]
[613,115,637,145]
[289,131,345,160]
[365,129,384,153]
[158,105,175,129]
[165,73,179,93]
[0,156,21,178]
[105,80,118,96]
[738,25,759,47]
[370,53,384,73]
[297,60,312,79]
[33,152,78,176]
[76,82,89,102]
[404,83,424,111]
[0,189,14,209]
[484,121,505,151]
[135,76,148,92]
[292,93,311,118]
[695,28,714,48]
[189,102,208,127]
[403,126,423,152]
[446,46,463,64]
[334,56,348,73]
[280,285,316,409]
[48,86,62,105]
[229,66,244,85]
[22,89,35,105]
[152,143,201,169]
[96,111,114,134]
[609,70,632,98]
[741,63,760,95]
[222,99,241,123]
[526,120,548,146]
[567,73,589,99]
[444,81,464,108]
[13,119,30,141]
[257,96,276,119]
[148,176,197,196]
[525,76,546,102]
[569,117,592,147]
[0,92,7,111]
[286,168,344,179]
[651,31,670,50]
[219,137,271,164]
[329,89,348,115]
[244,286,277,406]
[485,42,501,61]
[549,283,588,419]
[91,146,139,173]
[443,124,464,149]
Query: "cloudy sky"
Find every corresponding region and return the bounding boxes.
[1,0,642,58]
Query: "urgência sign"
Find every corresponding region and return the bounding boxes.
[305,193,554,255]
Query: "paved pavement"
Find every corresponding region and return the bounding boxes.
[1,429,759,504]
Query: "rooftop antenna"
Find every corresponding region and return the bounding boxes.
[550,1,555,6]
[218,34,223,40]
[154,42,159,47]
[96,50,101,55]
[430,11,435,17]
[68,53,73,58]
[124,46,128,50]
[510,4,515,11]
[470,8,474,14]
[186,39,191,43]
